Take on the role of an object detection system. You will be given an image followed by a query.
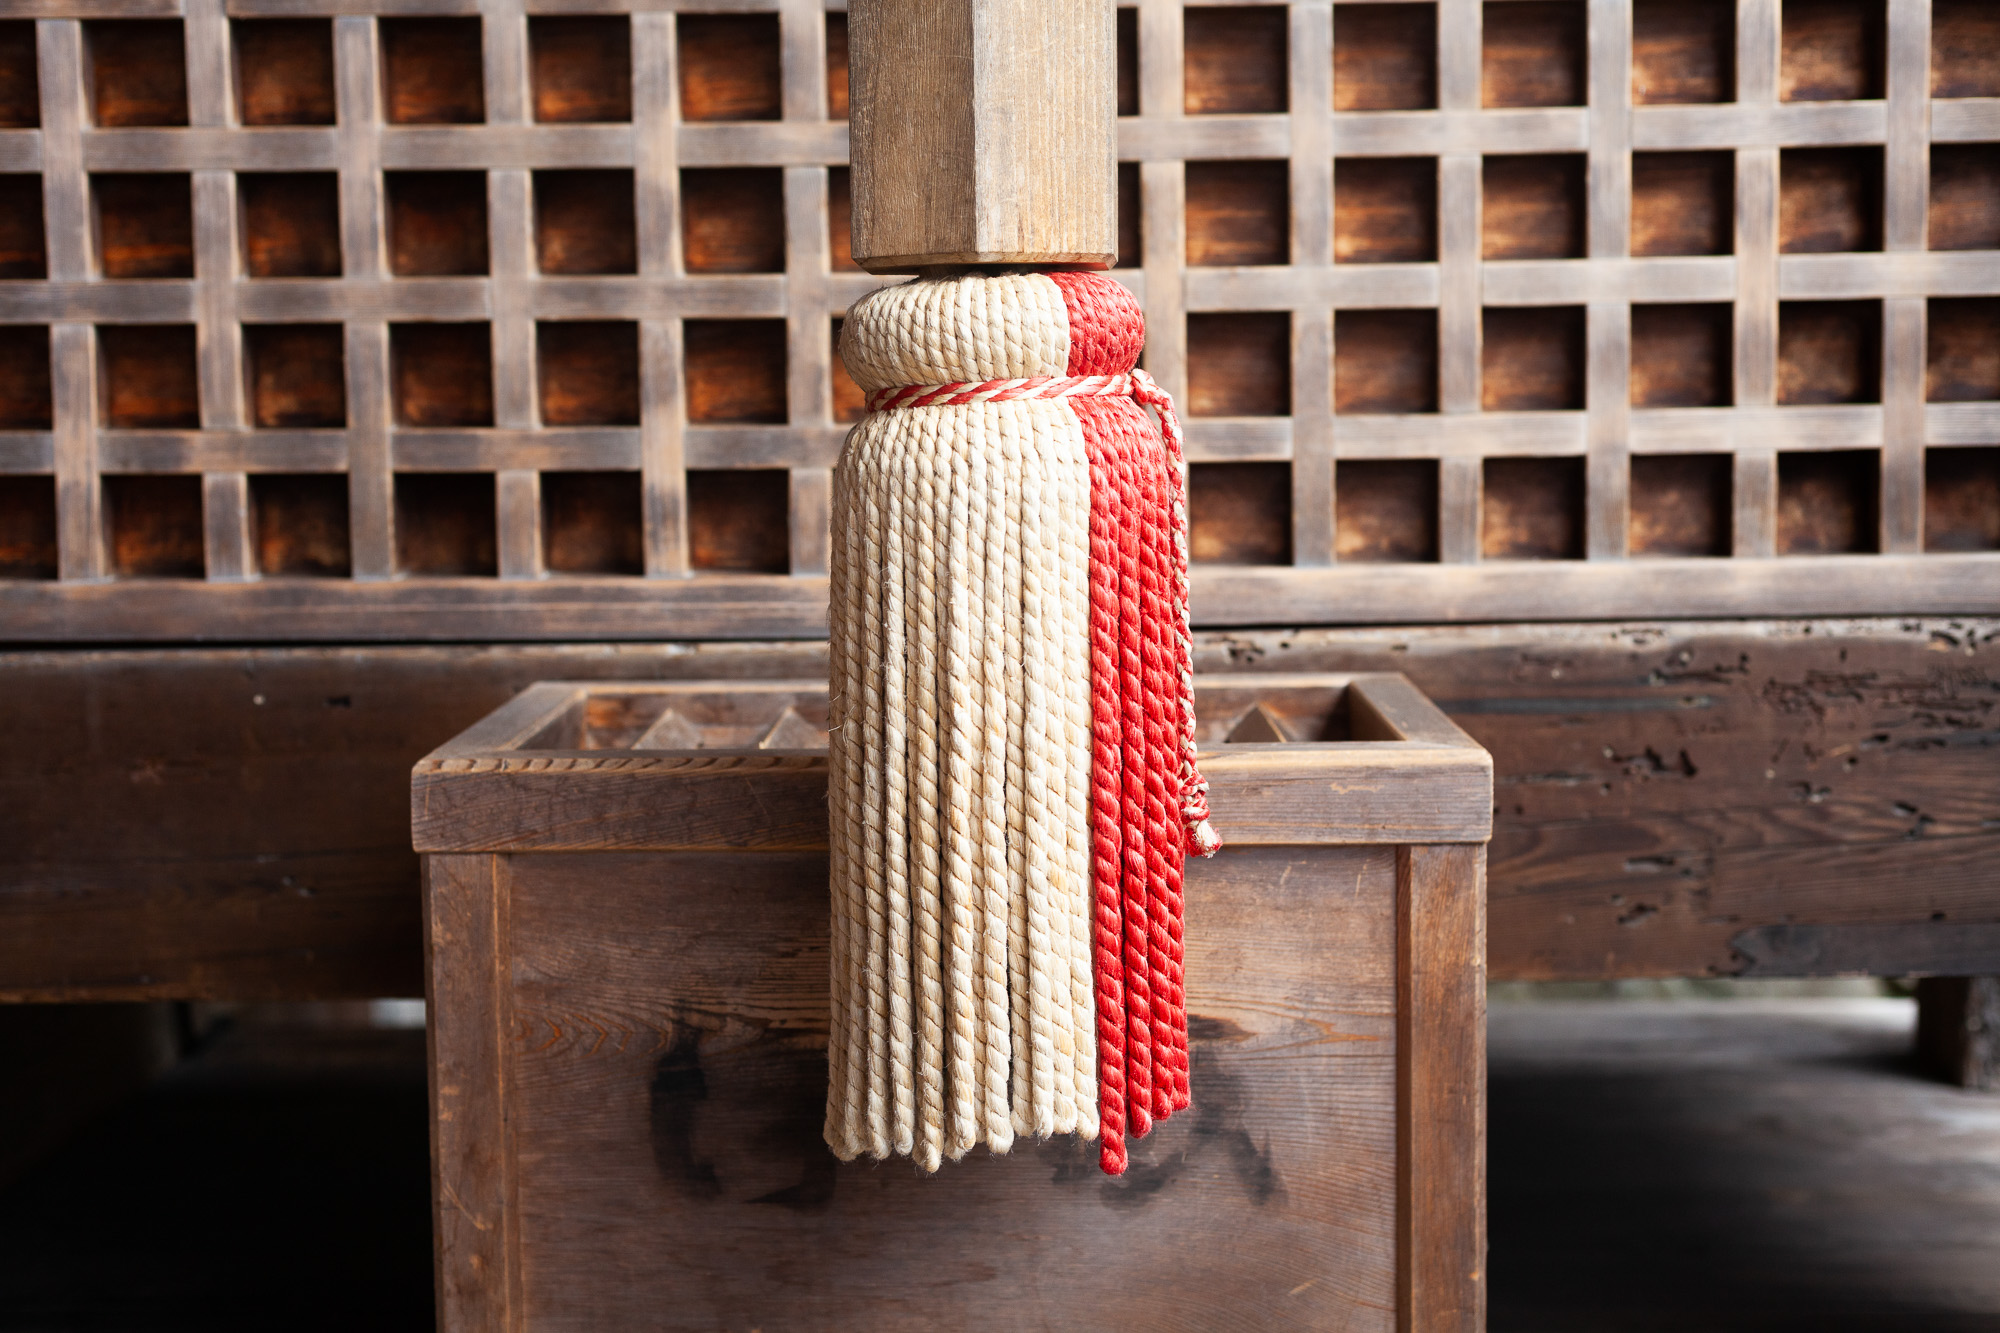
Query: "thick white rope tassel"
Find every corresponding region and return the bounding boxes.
[826,272,1216,1174]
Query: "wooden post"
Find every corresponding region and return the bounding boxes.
[1917,977,2000,1091]
[846,0,1116,272]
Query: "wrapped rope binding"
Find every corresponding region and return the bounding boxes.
[826,270,1220,1177]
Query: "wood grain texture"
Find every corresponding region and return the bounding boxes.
[1336,309,1439,414]
[1924,445,2000,552]
[1481,306,1585,412]
[1631,150,1734,256]
[249,471,350,575]
[1335,3,1436,112]
[380,17,484,125]
[1482,1,1585,109]
[678,14,780,123]
[92,171,192,278]
[1337,458,1439,563]
[246,323,346,428]
[1630,452,1732,556]
[234,18,335,126]
[1479,455,1585,559]
[1186,157,1289,266]
[424,852,517,1333]
[443,841,1399,1330]
[536,321,638,427]
[1335,157,1437,264]
[1190,460,1291,564]
[1633,0,1734,105]
[1781,0,1886,103]
[411,673,1490,851]
[85,19,186,128]
[1931,0,2000,99]
[238,171,342,278]
[1631,303,1733,407]
[532,168,635,274]
[1777,446,1879,553]
[1482,154,1585,260]
[1925,297,2000,403]
[7,623,2000,998]
[98,323,198,427]
[848,0,1115,268]
[528,16,630,125]
[1779,145,1883,253]
[1185,4,1288,114]
[1398,842,1486,1333]
[1778,298,1881,405]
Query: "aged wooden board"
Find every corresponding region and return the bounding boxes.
[437,843,1402,1331]
[409,675,1493,853]
[4,617,1995,999]
[0,641,826,1000]
[1199,617,2000,981]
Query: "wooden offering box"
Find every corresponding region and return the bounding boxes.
[415,674,1490,1332]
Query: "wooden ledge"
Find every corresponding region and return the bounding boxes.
[412,673,1492,853]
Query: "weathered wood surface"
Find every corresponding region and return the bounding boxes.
[431,840,1409,1331]
[846,0,1114,270]
[1210,618,2000,981]
[4,617,1996,999]
[0,0,1994,635]
[1398,843,1486,1333]
[410,674,1493,853]
[0,640,826,1001]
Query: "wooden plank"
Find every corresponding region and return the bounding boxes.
[1735,924,2000,978]
[1397,843,1485,1333]
[3,619,1995,998]
[424,852,518,1332]
[412,743,1492,853]
[48,323,99,582]
[470,842,1396,1329]
[4,554,2000,640]
[0,643,829,1001]
[1291,2,1333,568]
[1584,0,1631,564]
[847,0,1113,269]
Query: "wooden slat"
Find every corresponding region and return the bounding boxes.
[411,743,1492,853]
[1583,0,1631,562]
[1881,0,1930,554]
[4,622,1996,1000]
[1397,843,1485,1333]
[1290,1,1332,567]
[4,551,2000,640]
[424,852,518,1333]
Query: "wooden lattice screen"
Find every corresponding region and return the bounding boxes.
[0,0,1994,640]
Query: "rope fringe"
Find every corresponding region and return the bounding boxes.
[828,273,1213,1177]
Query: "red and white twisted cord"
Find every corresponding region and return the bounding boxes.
[867,369,1221,860]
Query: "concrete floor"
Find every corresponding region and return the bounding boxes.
[1490,996,2000,1332]
[0,997,1996,1329]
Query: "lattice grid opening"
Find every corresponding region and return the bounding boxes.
[0,0,1994,639]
